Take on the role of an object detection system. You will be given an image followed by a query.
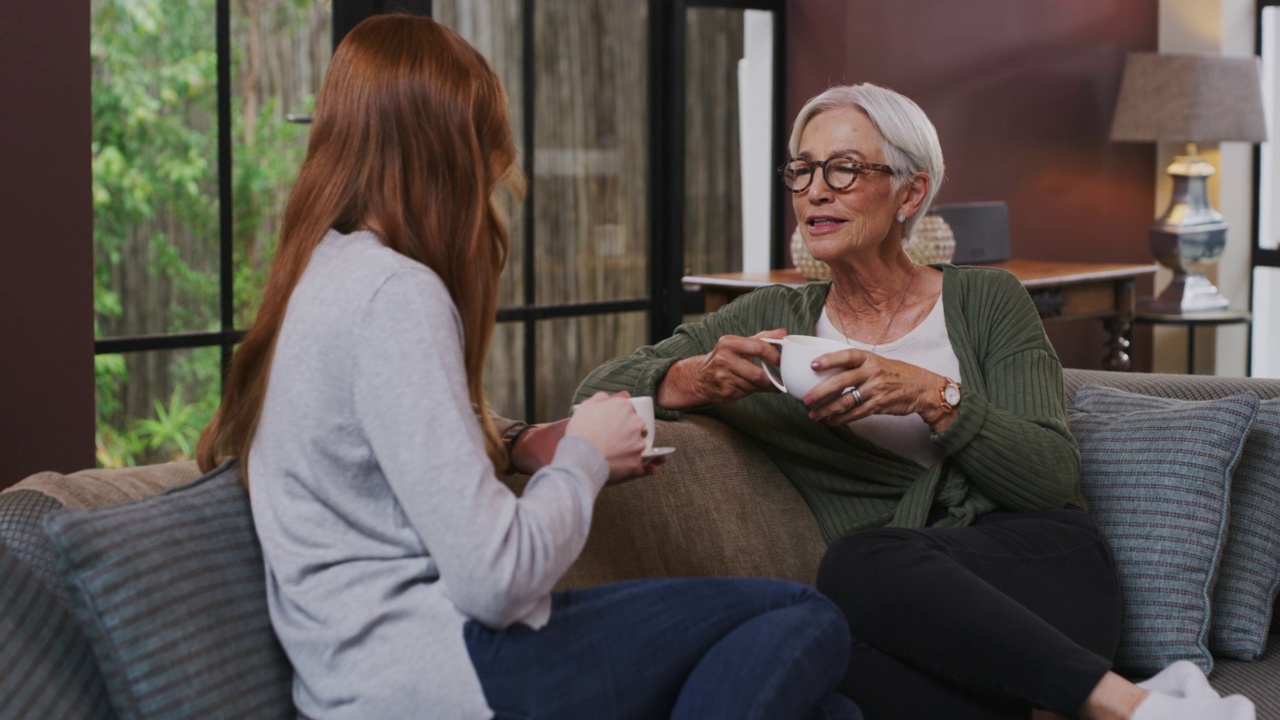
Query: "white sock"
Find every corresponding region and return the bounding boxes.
[1131,691,1255,720]
[1136,660,1218,699]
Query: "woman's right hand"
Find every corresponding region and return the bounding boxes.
[656,328,787,410]
[565,392,650,483]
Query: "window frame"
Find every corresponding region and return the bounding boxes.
[92,0,787,426]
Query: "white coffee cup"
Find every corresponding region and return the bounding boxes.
[571,395,655,454]
[759,335,846,400]
[629,395,656,454]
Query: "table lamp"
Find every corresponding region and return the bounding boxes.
[1109,52,1268,313]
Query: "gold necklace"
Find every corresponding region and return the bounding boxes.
[833,264,917,352]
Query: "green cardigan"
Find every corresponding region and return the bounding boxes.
[574,264,1084,543]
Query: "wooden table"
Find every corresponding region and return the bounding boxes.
[682,259,1157,371]
[1132,306,1252,374]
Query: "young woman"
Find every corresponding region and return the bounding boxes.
[196,14,858,720]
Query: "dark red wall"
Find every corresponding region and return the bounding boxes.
[785,0,1159,371]
[0,5,95,485]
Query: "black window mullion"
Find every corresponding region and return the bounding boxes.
[770,1,787,269]
[217,0,235,380]
[648,0,687,343]
[521,0,537,422]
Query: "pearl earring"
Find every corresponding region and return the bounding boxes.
[896,213,906,223]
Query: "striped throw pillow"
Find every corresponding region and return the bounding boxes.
[1068,392,1258,675]
[0,541,113,720]
[1075,385,1280,661]
[43,459,294,720]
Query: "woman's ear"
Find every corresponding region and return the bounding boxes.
[898,173,930,220]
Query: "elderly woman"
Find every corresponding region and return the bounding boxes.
[569,83,1254,720]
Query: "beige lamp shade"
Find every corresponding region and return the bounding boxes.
[1110,52,1267,144]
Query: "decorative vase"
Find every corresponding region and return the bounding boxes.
[790,213,956,281]
[790,226,831,280]
[903,213,956,265]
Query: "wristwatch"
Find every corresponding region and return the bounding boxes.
[939,379,961,413]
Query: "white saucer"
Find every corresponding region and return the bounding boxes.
[643,446,677,460]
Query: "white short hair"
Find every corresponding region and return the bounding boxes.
[789,83,945,239]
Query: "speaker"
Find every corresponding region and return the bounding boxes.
[930,201,1011,265]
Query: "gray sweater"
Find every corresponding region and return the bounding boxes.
[249,229,608,719]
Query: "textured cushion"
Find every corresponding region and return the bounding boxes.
[511,414,828,591]
[44,459,294,720]
[1075,386,1280,661]
[0,489,70,602]
[0,541,114,719]
[1067,392,1258,675]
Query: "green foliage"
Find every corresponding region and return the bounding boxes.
[92,0,317,467]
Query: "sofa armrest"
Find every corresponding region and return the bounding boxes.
[505,414,828,591]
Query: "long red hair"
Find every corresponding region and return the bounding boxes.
[197,14,523,479]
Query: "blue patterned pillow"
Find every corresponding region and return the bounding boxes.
[0,540,113,719]
[43,460,294,720]
[0,489,71,603]
[1067,392,1258,675]
[1075,385,1280,661]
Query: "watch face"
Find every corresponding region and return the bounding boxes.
[943,383,961,406]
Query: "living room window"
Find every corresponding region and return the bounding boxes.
[91,0,783,466]
[92,0,331,466]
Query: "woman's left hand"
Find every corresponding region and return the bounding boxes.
[802,348,955,431]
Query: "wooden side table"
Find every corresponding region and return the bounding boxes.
[682,259,1157,371]
[1132,306,1253,375]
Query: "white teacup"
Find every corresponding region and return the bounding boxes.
[759,335,846,400]
[571,395,658,455]
[628,395,656,454]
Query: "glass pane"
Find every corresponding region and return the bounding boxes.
[232,0,333,327]
[532,1,649,305]
[484,321,526,421]
[1253,266,1280,378]
[536,313,647,422]
[92,0,220,338]
[1261,6,1280,252]
[95,347,221,468]
[684,7,745,276]
[435,0,527,308]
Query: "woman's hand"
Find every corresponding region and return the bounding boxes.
[656,328,787,410]
[565,391,660,483]
[803,349,957,432]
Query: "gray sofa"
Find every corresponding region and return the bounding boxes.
[3,368,1279,718]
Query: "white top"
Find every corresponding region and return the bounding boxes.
[249,229,609,719]
[815,295,961,467]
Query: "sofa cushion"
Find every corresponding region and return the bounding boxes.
[521,414,829,590]
[0,489,71,604]
[1067,392,1258,675]
[0,540,114,719]
[43,459,294,720]
[1075,385,1280,661]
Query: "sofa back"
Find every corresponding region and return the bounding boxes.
[1064,369,1280,404]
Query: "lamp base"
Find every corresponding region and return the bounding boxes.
[1149,272,1231,313]
[1147,151,1230,315]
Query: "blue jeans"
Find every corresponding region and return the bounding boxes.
[464,577,862,720]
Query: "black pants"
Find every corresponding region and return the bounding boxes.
[816,507,1122,719]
